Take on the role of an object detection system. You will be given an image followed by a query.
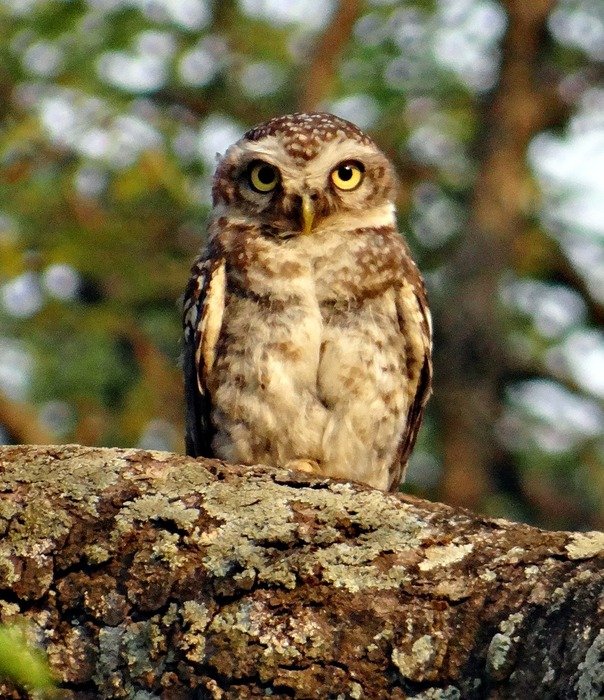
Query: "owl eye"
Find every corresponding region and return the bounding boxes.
[331,161,364,191]
[248,161,279,193]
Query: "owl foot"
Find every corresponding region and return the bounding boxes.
[285,459,322,477]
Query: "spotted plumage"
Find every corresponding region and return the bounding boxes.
[183,112,432,491]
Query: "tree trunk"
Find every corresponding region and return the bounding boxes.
[0,444,602,699]
[435,0,568,512]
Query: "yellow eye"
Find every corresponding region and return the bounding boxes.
[331,161,364,191]
[249,161,279,193]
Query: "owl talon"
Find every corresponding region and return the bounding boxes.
[285,459,321,476]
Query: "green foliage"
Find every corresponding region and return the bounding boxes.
[0,624,55,694]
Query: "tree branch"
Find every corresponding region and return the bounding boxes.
[298,0,362,111]
[0,445,601,698]
[0,394,53,445]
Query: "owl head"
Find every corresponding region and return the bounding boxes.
[211,113,396,238]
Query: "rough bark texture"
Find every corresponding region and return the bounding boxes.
[0,444,602,699]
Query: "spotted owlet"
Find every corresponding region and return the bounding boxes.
[183,113,432,491]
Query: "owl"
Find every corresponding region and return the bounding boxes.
[183,112,432,491]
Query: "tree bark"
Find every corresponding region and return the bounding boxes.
[0,444,602,699]
[435,0,569,512]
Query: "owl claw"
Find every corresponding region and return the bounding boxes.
[285,459,321,476]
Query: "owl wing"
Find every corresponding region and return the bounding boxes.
[182,255,226,457]
[389,266,433,491]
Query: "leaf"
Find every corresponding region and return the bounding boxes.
[0,624,55,693]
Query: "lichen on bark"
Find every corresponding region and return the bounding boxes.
[0,444,602,699]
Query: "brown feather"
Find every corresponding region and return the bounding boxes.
[183,112,433,490]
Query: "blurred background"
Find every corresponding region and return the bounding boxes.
[0,0,601,529]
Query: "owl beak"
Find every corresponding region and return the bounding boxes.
[301,193,315,235]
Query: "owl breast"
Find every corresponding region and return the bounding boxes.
[208,222,410,489]
[184,112,432,491]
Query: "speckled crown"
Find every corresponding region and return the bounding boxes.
[243,112,375,162]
